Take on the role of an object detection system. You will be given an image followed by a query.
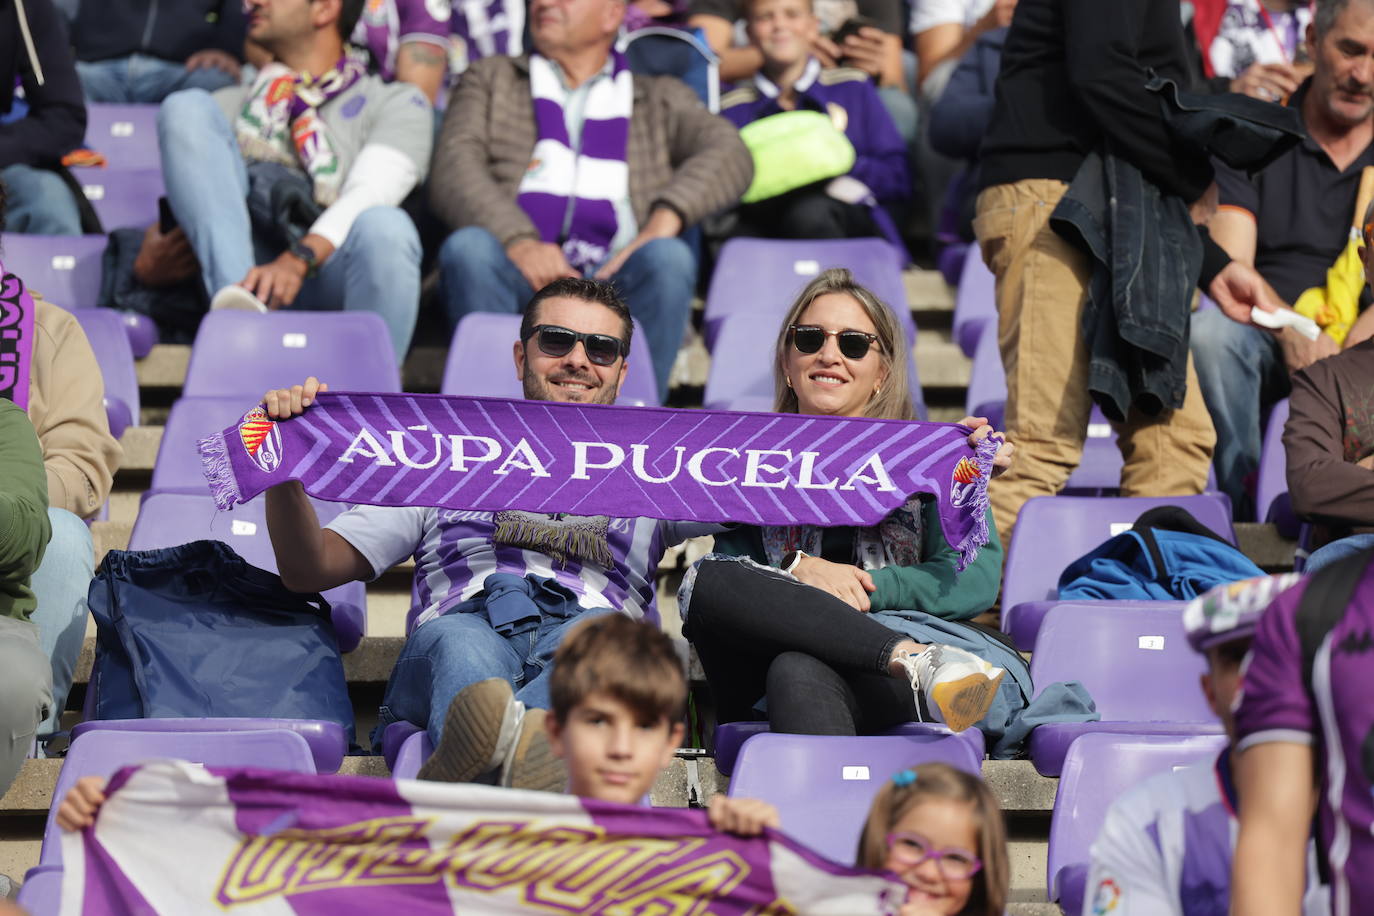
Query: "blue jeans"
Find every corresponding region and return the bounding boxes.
[77,54,237,104]
[437,225,695,401]
[1189,308,1287,515]
[1304,533,1374,575]
[157,89,420,359]
[0,164,82,234]
[375,606,616,749]
[29,509,92,737]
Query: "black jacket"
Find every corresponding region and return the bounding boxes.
[68,0,246,65]
[0,0,86,169]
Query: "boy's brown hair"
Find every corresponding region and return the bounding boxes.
[549,614,688,727]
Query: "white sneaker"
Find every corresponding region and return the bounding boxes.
[210,285,268,313]
[893,644,1005,733]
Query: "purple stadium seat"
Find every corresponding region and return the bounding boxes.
[392,728,435,780]
[69,308,140,440]
[17,864,61,915]
[702,237,917,351]
[441,312,658,406]
[72,166,164,231]
[727,733,982,862]
[1048,733,1228,914]
[951,251,995,358]
[703,310,928,419]
[1027,603,1222,777]
[1000,493,1235,651]
[148,397,265,495]
[0,233,106,308]
[712,720,985,777]
[937,241,970,288]
[964,327,1005,428]
[1256,398,1300,534]
[129,492,366,653]
[381,720,424,769]
[183,310,401,397]
[37,727,316,870]
[70,717,345,774]
[84,103,161,171]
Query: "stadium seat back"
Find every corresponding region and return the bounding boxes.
[1047,732,1227,912]
[1002,494,1236,609]
[84,104,162,170]
[69,308,141,439]
[70,718,346,774]
[149,397,264,494]
[1256,398,1298,533]
[728,733,982,862]
[703,237,916,350]
[951,251,995,357]
[712,720,985,777]
[72,166,164,231]
[1,233,107,309]
[703,310,927,419]
[619,27,720,111]
[441,312,658,406]
[183,310,401,397]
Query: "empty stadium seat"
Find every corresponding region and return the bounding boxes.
[951,251,995,358]
[702,237,916,351]
[727,733,982,862]
[84,104,162,170]
[72,166,164,231]
[1,233,107,309]
[441,312,658,406]
[712,720,985,777]
[703,310,928,418]
[15,864,61,915]
[1027,603,1222,777]
[69,308,140,440]
[182,310,401,397]
[37,727,317,869]
[619,27,719,111]
[129,492,366,653]
[1256,398,1299,534]
[389,724,434,780]
[1001,493,1235,651]
[70,717,346,774]
[149,397,262,495]
[1047,732,1228,914]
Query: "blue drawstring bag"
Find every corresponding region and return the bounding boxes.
[88,540,354,745]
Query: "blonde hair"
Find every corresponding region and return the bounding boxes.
[771,268,914,420]
[855,763,1009,916]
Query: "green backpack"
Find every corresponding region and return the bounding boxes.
[739,110,856,204]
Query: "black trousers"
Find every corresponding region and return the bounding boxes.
[683,558,918,736]
[734,185,881,241]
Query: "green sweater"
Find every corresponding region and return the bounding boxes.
[711,499,1002,621]
[0,401,51,621]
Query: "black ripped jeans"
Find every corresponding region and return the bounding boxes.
[682,557,919,736]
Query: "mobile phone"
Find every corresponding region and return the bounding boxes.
[831,15,880,48]
[158,196,178,234]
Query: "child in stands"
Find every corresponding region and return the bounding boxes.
[855,763,1008,916]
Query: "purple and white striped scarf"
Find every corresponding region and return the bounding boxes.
[0,261,35,409]
[517,52,633,273]
[451,0,525,64]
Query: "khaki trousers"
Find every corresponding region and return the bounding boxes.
[973,179,1216,551]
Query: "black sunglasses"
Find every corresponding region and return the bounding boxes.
[788,325,880,360]
[531,324,627,366]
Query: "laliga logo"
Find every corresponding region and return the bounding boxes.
[238,407,283,473]
[949,457,982,509]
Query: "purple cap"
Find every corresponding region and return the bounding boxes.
[1183,573,1303,654]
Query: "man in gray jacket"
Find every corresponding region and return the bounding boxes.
[430,0,754,401]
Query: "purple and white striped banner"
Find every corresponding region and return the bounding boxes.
[0,262,36,410]
[199,393,995,568]
[61,761,907,914]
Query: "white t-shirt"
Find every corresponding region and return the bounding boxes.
[909,0,994,35]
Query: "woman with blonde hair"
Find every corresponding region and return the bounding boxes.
[680,268,1014,737]
[856,763,1010,916]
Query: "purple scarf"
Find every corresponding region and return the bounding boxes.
[516,52,633,273]
[198,394,996,569]
[0,262,35,409]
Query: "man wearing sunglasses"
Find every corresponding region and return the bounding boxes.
[263,277,724,789]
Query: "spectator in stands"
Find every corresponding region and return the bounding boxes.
[157,0,431,363]
[1,0,88,235]
[1083,573,1328,916]
[65,1,246,104]
[1229,550,1374,915]
[855,763,1009,916]
[974,0,1286,550]
[680,269,1012,738]
[718,0,909,241]
[689,0,916,144]
[1190,0,1314,98]
[448,0,526,74]
[430,0,751,401]
[1191,0,1374,518]
[261,280,723,780]
[0,404,54,804]
[910,0,1013,102]
[351,0,450,103]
